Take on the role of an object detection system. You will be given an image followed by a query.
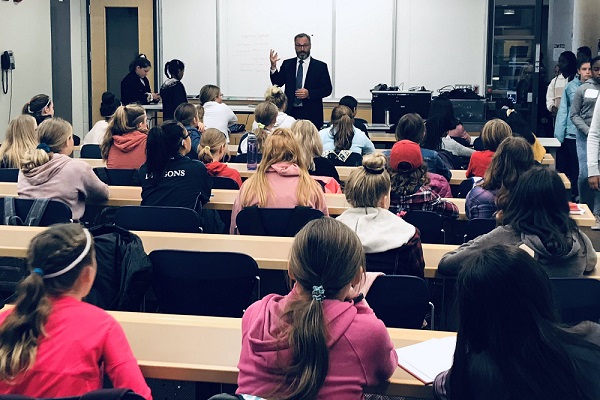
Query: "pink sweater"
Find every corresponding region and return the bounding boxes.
[236,289,398,399]
[17,154,109,219]
[0,296,151,399]
[230,162,328,234]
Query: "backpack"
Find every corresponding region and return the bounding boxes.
[3,197,50,226]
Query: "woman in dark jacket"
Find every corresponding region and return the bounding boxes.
[120,54,159,105]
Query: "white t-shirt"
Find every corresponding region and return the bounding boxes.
[251,112,295,131]
[203,101,238,141]
[83,120,109,145]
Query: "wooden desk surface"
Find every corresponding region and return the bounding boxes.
[0,225,598,281]
[108,311,454,398]
[0,183,592,226]
[449,169,570,189]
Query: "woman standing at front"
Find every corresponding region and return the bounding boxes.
[120,54,160,105]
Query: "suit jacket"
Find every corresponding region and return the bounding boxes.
[121,71,152,105]
[270,57,332,129]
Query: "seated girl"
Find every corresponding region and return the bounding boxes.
[496,100,546,162]
[337,153,425,276]
[465,136,534,219]
[236,218,398,399]
[236,101,278,163]
[440,167,596,277]
[18,118,108,220]
[291,119,340,182]
[434,244,600,400]
[0,224,151,399]
[425,97,474,159]
[251,85,295,130]
[22,94,54,125]
[199,128,243,188]
[230,128,328,234]
[199,84,237,141]
[174,103,205,160]
[466,118,512,178]
[101,105,148,169]
[319,105,375,165]
[84,91,120,145]
[0,115,38,168]
[139,120,212,213]
[389,140,458,219]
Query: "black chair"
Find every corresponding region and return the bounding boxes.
[550,278,600,325]
[235,206,323,237]
[463,218,496,242]
[403,210,446,244]
[80,144,102,159]
[366,275,434,329]
[0,197,72,226]
[323,150,363,167]
[452,178,476,198]
[93,167,141,186]
[149,249,258,317]
[210,176,240,190]
[114,206,202,233]
[0,388,145,400]
[0,168,19,182]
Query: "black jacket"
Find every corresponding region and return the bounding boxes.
[160,78,188,120]
[121,71,152,105]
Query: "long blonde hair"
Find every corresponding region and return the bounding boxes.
[21,118,72,173]
[198,128,227,164]
[101,105,146,160]
[0,224,95,381]
[0,115,38,168]
[291,119,323,171]
[239,128,322,208]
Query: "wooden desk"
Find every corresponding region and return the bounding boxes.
[108,311,454,398]
[225,163,355,182]
[449,170,571,190]
[80,158,106,168]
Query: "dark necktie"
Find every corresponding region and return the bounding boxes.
[295,60,304,106]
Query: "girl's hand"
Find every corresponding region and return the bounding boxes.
[197,122,206,133]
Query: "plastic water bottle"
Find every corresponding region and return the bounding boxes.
[247,133,258,171]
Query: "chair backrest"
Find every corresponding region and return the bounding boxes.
[323,150,363,167]
[94,167,141,186]
[366,275,432,329]
[149,249,258,317]
[0,197,72,226]
[80,144,102,159]
[403,210,445,244]
[210,176,240,190]
[236,206,323,237]
[463,218,496,242]
[0,168,19,182]
[114,205,202,233]
[550,278,600,325]
[0,388,146,400]
[453,178,476,198]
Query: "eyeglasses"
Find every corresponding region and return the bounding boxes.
[295,43,310,49]
[182,133,190,140]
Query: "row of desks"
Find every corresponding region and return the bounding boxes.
[0,183,591,225]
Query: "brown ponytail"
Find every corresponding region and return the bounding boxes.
[0,224,94,380]
[330,105,355,151]
[198,128,227,164]
[101,105,146,160]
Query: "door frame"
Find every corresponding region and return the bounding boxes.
[89,0,154,124]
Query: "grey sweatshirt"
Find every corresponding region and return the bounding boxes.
[438,225,596,277]
[570,77,600,136]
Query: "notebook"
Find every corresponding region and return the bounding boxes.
[396,336,457,384]
[569,202,585,215]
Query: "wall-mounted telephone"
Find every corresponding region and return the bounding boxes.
[1,51,15,70]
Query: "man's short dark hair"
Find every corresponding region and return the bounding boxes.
[294,33,311,43]
[339,95,358,110]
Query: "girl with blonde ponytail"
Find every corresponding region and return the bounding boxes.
[198,128,242,188]
[17,118,108,220]
[236,218,397,399]
[0,224,151,399]
[230,128,328,234]
[236,101,278,163]
[251,85,296,130]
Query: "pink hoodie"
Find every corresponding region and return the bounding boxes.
[17,154,109,219]
[106,130,147,169]
[229,162,329,234]
[236,289,398,399]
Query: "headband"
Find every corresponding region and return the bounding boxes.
[37,143,51,153]
[363,165,385,175]
[43,229,92,279]
[28,98,51,114]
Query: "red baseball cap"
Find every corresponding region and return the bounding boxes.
[390,140,423,171]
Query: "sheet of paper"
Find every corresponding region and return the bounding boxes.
[396,336,457,384]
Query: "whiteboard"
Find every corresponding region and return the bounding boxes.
[159,0,487,101]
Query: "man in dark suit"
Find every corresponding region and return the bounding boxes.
[269,33,332,129]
